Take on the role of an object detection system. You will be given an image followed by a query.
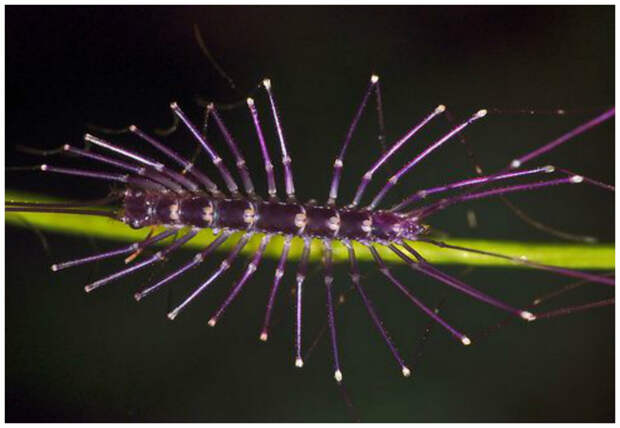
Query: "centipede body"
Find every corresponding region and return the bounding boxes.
[6,5,616,422]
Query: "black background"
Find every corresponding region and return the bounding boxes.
[6,6,614,422]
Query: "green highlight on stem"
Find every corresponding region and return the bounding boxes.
[5,191,614,269]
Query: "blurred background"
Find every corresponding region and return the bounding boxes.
[6,6,614,421]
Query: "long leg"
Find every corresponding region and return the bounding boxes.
[36,163,169,192]
[293,237,312,368]
[415,175,584,220]
[327,75,379,206]
[323,239,343,383]
[368,109,488,210]
[50,228,176,271]
[411,239,614,286]
[350,104,446,208]
[134,231,231,301]
[442,109,601,243]
[367,246,471,345]
[391,165,555,211]
[389,244,536,321]
[208,104,256,197]
[262,78,296,201]
[84,229,198,293]
[260,235,293,342]
[509,107,614,169]
[129,125,221,196]
[247,97,278,199]
[62,144,187,194]
[167,232,252,320]
[170,102,240,197]
[208,234,272,326]
[344,241,411,377]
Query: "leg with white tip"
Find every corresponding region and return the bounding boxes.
[208,234,272,326]
[391,244,536,321]
[262,78,297,201]
[84,229,198,293]
[368,109,488,210]
[327,75,380,206]
[246,97,278,199]
[50,229,176,272]
[350,104,447,208]
[293,237,312,368]
[134,231,231,301]
[167,233,252,321]
[323,239,343,382]
[345,242,411,377]
[259,236,293,342]
[368,245,472,345]
[170,102,240,197]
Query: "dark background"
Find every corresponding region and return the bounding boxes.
[6,6,614,422]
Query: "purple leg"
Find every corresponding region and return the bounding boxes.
[84,229,198,293]
[50,229,176,272]
[208,104,256,197]
[259,235,293,342]
[38,164,128,184]
[367,245,470,345]
[247,97,278,200]
[556,167,614,191]
[170,102,240,196]
[293,237,312,368]
[327,75,379,206]
[345,242,411,377]
[416,175,584,220]
[412,239,614,286]
[208,234,272,326]
[509,107,614,169]
[167,232,252,320]
[350,104,446,208]
[84,133,165,171]
[391,165,555,211]
[390,244,535,321]
[323,239,343,383]
[368,109,488,210]
[129,125,221,196]
[262,79,296,201]
[66,144,188,194]
[134,231,231,301]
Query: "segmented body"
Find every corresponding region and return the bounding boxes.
[7,74,614,385]
[122,189,422,244]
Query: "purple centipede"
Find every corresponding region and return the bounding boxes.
[6,75,615,384]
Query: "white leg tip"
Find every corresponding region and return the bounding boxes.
[370,74,379,83]
[246,97,254,106]
[262,78,271,89]
[259,332,268,342]
[510,159,522,169]
[461,336,472,346]
[401,366,411,377]
[295,357,304,368]
[570,175,584,183]
[334,370,343,383]
[50,264,58,272]
[521,311,536,322]
[167,310,178,321]
[208,318,217,327]
[435,104,446,113]
[475,109,488,118]
[84,285,93,293]
[133,292,142,302]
